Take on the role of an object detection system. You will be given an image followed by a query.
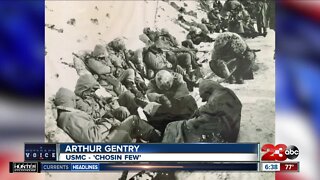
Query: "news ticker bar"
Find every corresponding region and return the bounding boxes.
[9,162,300,173]
[25,143,260,162]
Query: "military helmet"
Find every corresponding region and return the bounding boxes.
[160,28,169,35]
[143,27,151,34]
[201,18,207,23]
[109,37,126,51]
[155,70,174,91]
[54,88,76,108]
[199,79,223,102]
[92,44,107,58]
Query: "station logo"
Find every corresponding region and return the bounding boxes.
[261,144,299,161]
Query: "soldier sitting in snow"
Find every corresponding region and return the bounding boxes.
[165,46,202,91]
[143,40,200,91]
[157,28,179,49]
[105,38,146,96]
[162,80,242,143]
[55,87,161,143]
[74,74,130,121]
[213,0,223,12]
[209,32,260,84]
[142,41,173,79]
[207,8,222,33]
[186,26,214,45]
[201,18,219,34]
[146,70,198,134]
[84,42,148,100]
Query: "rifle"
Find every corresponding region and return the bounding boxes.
[72,52,92,60]
[162,48,210,53]
[122,50,146,81]
[72,52,79,58]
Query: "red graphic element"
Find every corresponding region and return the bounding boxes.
[282,0,320,22]
[261,144,287,161]
[280,163,299,172]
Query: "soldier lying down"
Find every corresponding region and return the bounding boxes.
[54,88,161,143]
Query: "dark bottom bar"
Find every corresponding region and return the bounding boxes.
[101,163,258,171]
[40,162,258,172]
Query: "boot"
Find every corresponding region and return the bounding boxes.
[184,75,198,91]
[235,76,244,84]
[126,82,144,98]
[228,75,236,84]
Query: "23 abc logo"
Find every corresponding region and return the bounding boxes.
[261,144,299,161]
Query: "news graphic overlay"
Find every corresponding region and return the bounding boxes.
[9,143,262,173]
[57,143,259,162]
[24,144,57,161]
[9,162,40,173]
[261,144,299,161]
[260,144,300,172]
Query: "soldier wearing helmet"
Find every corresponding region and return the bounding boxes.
[157,28,179,49]
[146,70,198,134]
[55,87,162,143]
[186,26,214,45]
[142,27,159,43]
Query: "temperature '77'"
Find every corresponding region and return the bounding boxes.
[285,164,294,170]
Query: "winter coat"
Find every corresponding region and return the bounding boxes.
[213,1,223,11]
[54,88,113,143]
[147,73,189,102]
[162,83,242,143]
[267,1,275,30]
[158,33,179,48]
[143,48,170,71]
[221,0,242,17]
[210,32,256,80]
[211,32,248,61]
[147,73,197,132]
[198,87,242,142]
[57,107,113,143]
[256,1,268,28]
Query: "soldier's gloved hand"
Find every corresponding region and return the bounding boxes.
[159,95,172,108]
[102,111,114,119]
[135,91,144,99]
[113,106,130,122]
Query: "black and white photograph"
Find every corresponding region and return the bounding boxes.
[45,0,275,179]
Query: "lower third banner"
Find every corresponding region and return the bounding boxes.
[40,162,259,172]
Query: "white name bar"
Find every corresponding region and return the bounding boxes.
[59,153,258,162]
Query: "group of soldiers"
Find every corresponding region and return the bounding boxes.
[55,29,242,143]
[54,28,244,146]
[51,0,269,148]
[196,0,274,38]
[51,0,271,179]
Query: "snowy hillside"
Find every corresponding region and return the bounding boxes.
[45,1,275,180]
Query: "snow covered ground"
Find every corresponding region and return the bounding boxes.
[45,1,275,179]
